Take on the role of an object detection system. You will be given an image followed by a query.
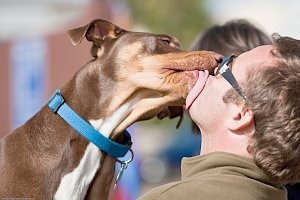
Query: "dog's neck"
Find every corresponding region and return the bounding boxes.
[46,62,139,199]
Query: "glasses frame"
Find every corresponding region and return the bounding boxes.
[216,54,247,101]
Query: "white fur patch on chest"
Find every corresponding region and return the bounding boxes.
[54,143,101,200]
[54,99,138,199]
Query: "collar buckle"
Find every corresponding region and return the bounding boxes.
[48,90,65,113]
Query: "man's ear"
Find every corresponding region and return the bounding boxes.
[226,105,255,133]
[67,19,125,46]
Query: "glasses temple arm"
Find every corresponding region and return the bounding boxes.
[222,70,248,100]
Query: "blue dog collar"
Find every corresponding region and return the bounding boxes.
[48,90,132,158]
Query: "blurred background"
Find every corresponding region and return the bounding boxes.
[1,0,300,199]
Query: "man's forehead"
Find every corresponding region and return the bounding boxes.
[232,45,275,79]
[238,45,274,65]
[238,45,272,59]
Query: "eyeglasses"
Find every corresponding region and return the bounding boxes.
[215,54,247,101]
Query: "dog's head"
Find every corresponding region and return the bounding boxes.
[67,19,219,134]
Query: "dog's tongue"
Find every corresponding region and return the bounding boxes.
[185,70,209,109]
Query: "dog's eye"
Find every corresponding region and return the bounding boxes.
[162,38,177,48]
[162,38,171,44]
[115,27,124,36]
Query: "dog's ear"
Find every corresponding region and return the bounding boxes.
[68,19,124,46]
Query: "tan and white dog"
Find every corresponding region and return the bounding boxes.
[0,19,219,200]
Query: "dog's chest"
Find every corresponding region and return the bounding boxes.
[54,143,101,200]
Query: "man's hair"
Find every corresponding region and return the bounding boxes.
[190,19,271,56]
[225,35,300,185]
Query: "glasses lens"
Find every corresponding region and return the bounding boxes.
[218,55,247,100]
[216,55,233,75]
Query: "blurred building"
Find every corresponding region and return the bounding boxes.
[0,0,130,136]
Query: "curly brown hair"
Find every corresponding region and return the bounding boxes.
[225,35,300,185]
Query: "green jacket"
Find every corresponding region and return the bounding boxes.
[138,152,287,200]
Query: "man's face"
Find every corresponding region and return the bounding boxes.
[189,45,275,131]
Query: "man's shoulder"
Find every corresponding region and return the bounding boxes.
[137,174,287,200]
[137,177,235,200]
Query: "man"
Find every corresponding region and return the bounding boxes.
[138,35,300,200]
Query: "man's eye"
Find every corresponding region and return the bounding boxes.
[228,56,235,69]
[228,62,233,69]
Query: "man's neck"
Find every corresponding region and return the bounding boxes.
[200,130,252,159]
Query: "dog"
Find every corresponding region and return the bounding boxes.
[0,19,219,200]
